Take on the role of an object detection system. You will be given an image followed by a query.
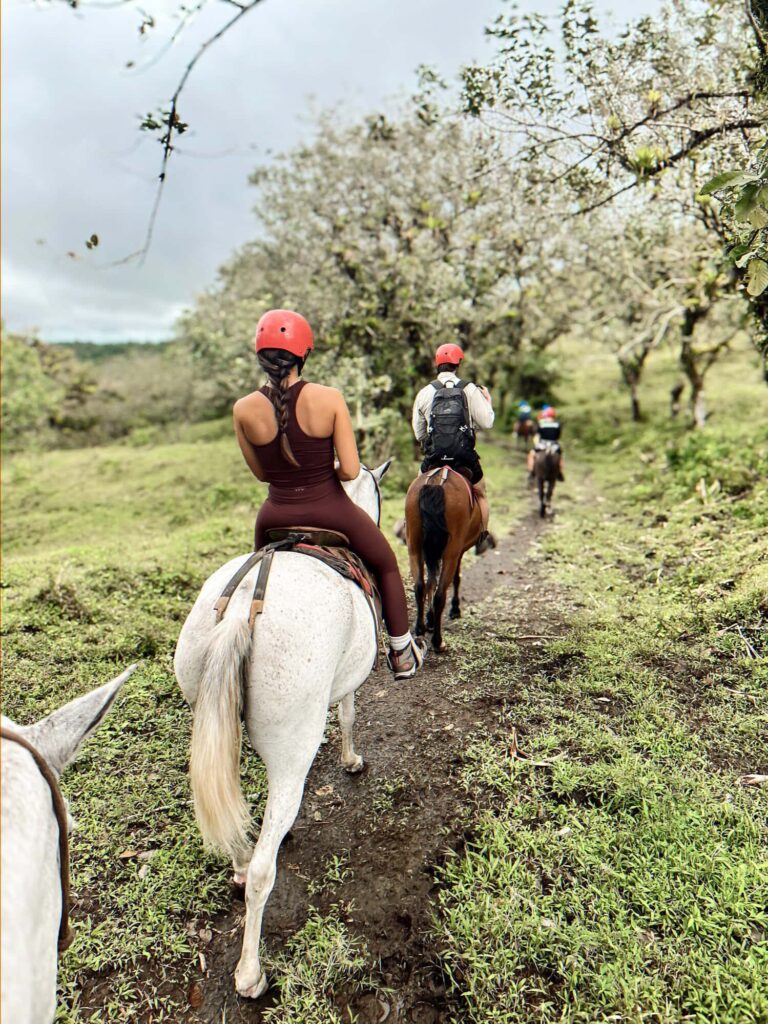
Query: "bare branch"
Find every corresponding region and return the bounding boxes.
[115,0,267,266]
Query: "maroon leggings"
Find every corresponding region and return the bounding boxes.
[255,480,409,637]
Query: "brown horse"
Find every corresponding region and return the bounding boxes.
[534,444,559,517]
[405,467,484,652]
[513,417,537,447]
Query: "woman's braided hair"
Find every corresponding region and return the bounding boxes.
[257,348,304,467]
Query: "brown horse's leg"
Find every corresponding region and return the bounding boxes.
[407,532,427,636]
[537,458,547,517]
[432,544,461,652]
[449,559,462,620]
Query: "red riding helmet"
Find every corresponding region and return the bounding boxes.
[435,343,464,367]
[539,406,557,419]
[254,309,314,358]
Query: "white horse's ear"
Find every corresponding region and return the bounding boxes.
[23,665,137,775]
[372,459,393,481]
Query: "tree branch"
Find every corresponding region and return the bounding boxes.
[114,0,267,267]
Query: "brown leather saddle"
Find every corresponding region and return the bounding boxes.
[214,527,382,665]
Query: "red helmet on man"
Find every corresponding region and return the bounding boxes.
[435,343,464,367]
[254,310,314,358]
[539,406,557,420]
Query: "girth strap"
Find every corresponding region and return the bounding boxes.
[0,727,74,955]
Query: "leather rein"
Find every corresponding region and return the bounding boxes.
[0,727,74,954]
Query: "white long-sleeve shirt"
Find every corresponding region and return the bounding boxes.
[411,371,495,444]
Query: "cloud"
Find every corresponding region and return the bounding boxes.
[2,0,660,341]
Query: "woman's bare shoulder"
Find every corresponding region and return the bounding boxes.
[302,382,343,403]
[233,389,271,418]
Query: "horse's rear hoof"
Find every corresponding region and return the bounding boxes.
[540,506,546,518]
[235,966,268,1000]
[343,754,365,774]
[432,639,447,653]
[449,607,461,620]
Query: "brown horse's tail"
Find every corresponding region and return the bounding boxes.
[419,484,449,579]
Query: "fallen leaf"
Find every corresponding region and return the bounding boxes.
[199,927,212,944]
[375,689,387,698]
[315,784,335,798]
[198,951,207,973]
[739,774,768,786]
[188,981,203,1008]
[138,863,150,880]
[118,849,141,860]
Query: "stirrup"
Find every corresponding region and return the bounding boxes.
[387,638,425,680]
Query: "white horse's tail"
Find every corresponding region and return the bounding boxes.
[189,615,252,865]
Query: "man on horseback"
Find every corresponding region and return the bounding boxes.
[411,343,496,554]
[527,406,565,481]
[233,309,424,680]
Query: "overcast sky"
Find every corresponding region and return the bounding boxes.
[3,0,661,341]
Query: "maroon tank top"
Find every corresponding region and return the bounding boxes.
[252,380,337,498]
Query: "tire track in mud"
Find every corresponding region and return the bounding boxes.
[187,491,575,1024]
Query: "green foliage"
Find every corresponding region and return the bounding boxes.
[178,102,576,457]
[1,330,64,446]
[702,138,768,359]
[433,342,768,1023]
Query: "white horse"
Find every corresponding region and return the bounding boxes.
[1,665,136,1024]
[174,463,390,998]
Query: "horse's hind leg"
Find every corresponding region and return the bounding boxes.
[409,547,427,637]
[538,477,546,517]
[338,691,364,774]
[432,548,460,653]
[235,712,325,999]
[449,563,462,620]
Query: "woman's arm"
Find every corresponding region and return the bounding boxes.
[233,401,267,481]
[332,390,361,481]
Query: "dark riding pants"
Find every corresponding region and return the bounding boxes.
[255,478,409,637]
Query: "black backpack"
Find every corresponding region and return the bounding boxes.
[425,379,475,463]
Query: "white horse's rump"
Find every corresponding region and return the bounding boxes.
[174,464,389,998]
[1,666,136,1024]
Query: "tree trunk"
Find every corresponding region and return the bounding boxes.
[670,382,685,417]
[618,358,643,421]
[691,384,707,428]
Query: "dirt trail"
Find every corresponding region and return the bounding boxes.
[191,487,570,1023]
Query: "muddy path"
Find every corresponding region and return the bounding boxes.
[186,487,574,1024]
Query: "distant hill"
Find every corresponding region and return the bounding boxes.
[53,340,172,363]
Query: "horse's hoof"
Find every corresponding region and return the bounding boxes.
[235,966,268,1000]
[343,754,364,774]
[432,640,447,653]
[449,607,461,620]
[232,870,247,888]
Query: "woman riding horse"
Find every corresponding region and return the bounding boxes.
[233,309,424,679]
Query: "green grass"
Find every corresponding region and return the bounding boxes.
[430,340,768,1023]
